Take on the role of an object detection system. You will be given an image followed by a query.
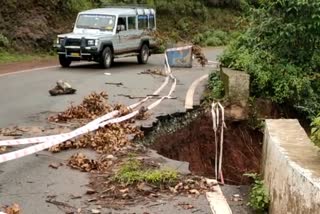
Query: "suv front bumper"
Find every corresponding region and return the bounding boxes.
[54,37,100,60]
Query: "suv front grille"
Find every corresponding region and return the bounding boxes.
[65,38,81,46]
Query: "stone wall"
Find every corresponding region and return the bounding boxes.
[262,119,320,214]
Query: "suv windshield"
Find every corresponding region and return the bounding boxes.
[76,14,115,31]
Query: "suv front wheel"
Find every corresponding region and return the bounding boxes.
[59,55,72,68]
[100,47,113,69]
[137,44,149,64]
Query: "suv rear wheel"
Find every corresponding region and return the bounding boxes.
[100,47,113,69]
[137,44,149,64]
[59,55,71,68]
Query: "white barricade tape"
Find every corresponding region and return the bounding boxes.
[0,50,179,163]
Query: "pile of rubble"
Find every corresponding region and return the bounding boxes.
[192,45,208,67]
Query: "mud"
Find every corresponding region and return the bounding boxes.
[149,111,263,185]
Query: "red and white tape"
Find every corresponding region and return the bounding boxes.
[0,49,178,163]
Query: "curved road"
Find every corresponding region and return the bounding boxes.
[0,47,223,214]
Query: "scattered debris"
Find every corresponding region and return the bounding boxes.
[2,203,20,214]
[91,209,101,214]
[48,163,63,169]
[86,188,97,195]
[70,194,82,199]
[139,68,166,76]
[118,94,160,100]
[178,202,194,210]
[49,80,76,96]
[192,45,208,67]
[105,82,123,87]
[232,194,243,202]
[45,198,77,213]
[136,106,150,120]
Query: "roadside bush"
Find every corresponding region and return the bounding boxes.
[193,30,230,47]
[0,34,9,48]
[220,0,320,119]
[245,173,269,213]
[311,114,320,147]
[207,71,225,100]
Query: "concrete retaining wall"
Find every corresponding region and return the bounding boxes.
[263,119,320,214]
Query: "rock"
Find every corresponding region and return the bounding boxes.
[137,183,153,192]
[86,189,96,195]
[106,154,117,160]
[91,209,101,214]
[119,188,129,193]
[189,189,200,195]
[206,178,218,187]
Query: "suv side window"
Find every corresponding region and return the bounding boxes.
[117,17,127,31]
[149,15,155,29]
[138,15,148,30]
[128,16,136,30]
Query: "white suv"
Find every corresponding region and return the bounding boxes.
[54,7,156,68]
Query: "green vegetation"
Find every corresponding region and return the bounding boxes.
[245,173,269,213]
[208,71,225,100]
[220,0,320,120]
[0,51,55,64]
[311,114,320,147]
[114,158,178,185]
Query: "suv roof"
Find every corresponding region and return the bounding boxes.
[80,8,156,16]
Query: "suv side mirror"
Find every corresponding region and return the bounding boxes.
[117,25,126,32]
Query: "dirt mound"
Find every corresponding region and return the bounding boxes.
[0,1,75,51]
[151,112,263,185]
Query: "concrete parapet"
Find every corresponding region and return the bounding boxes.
[263,119,320,214]
[220,68,250,102]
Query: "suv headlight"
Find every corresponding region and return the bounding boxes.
[57,37,64,44]
[87,39,95,46]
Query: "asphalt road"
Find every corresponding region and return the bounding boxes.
[0,47,224,214]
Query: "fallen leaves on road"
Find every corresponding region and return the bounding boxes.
[49,92,112,122]
[67,153,111,172]
[2,203,20,214]
[49,122,143,153]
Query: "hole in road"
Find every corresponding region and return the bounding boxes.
[142,110,263,185]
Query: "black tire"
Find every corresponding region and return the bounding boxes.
[137,43,150,64]
[100,47,113,69]
[59,55,71,68]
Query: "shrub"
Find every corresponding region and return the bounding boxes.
[0,34,10,48]
[245,173,269,213]
[220,0,320,119]
[311,114,320,147]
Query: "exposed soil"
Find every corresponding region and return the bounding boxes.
[151,111,263,185]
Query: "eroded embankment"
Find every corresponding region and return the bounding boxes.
[141,110,263,185]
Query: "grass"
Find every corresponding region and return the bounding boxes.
[0,50,55,64]
[114,158,178,185]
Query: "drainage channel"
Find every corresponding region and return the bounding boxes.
[138,108,263,185]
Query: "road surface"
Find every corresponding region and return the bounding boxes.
[0,48,224,214]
